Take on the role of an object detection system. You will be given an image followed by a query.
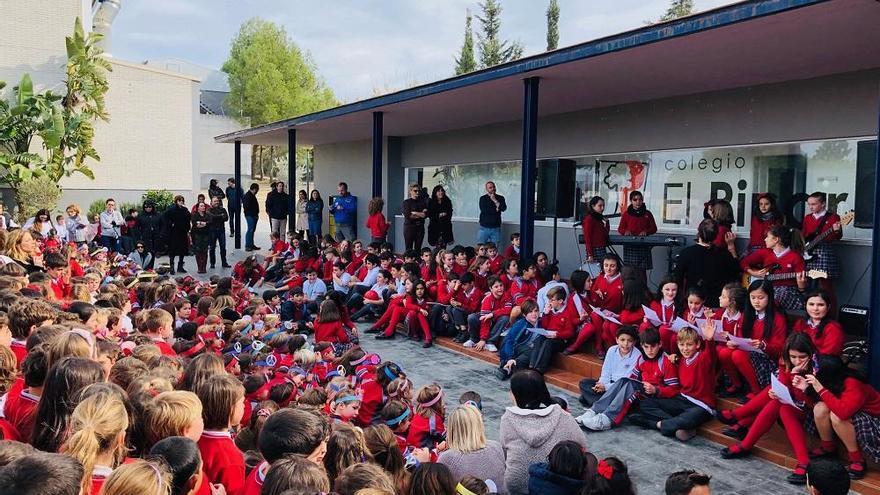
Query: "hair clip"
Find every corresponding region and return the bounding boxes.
[597,459,614,480]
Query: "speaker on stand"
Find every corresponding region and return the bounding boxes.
[536,159,576,264]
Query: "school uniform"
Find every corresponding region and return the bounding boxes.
[578,344,641,406]
[355,372,385,427]
[749,214,782,251]
[649,300,678,352]
[502,244,520,261]
[3,380,39,441]
[90,466,113,495]
[802,210,842,278]
[467,292,513,344]
[793,318,845,356]
[313,320,350,344]
[740,247,806,310]
[817,378,880,462]
[590,354,680,427]
[581,213,610,260]
[407,413,446,449]
[509,276,539,306]
[592,273,623,313]
[198,430,245,495]
[151,338,178,356]
[528,306,577,373]
[241,461,269,495]
[487,255,504,275]
[9,339,27,367]
[472,270,489,293]
[617,205,658,269]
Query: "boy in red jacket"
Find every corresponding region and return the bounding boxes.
[502,233,521,260]
[464,276,511,353]
[451,273,483,343]
[631,323,716,442]
[196,375,246,495]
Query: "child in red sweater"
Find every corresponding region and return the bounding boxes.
[599,279,647,352]
[740,224,807,311]
[464,276,512,353]
[793,289,844,356]
[581,196,610,263]
[329,386,362,424]
[528,287,577,373]
[451,273,483,343]
[196,374,246,495]
[632,324,717,442]
[502,232,521,260]
[311,300,351,348]
[617,190,657,270]
[366,197,390,243]
[407,383,446,449]
[141,308,177,356]
[485,242,503,275]
[564,255,623,356]
[713,283,748,396]
[647,278,679,352]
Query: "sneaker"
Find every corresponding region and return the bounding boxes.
[484,343,498,352]
[584,413,613,431]
[675,429,697,442]
[848,460,866,480]
[575,409,597,425]
[786,465,808,485]
[462,340,475,348]
[375,334,394,340]
[364,327,381,334]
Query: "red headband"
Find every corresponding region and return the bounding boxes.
[180,340,206,358]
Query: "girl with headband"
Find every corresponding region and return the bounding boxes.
[408,383,447,449]
[329,386,362,424]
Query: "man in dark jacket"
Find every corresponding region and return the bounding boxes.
[265,181,291,239]
[243,183,260,251]
[225,177,244,237]
[136,200,164,254]
[208,196,231,268]
[164,195,192,274]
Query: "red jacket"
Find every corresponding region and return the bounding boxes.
[649,300,677,325]
[509,277,539,306]
[581,214,609,253]
[9,340,27,367]
[714,310,744,337]
[241,461,269,495]
[503,245,520,261]
[3,379,39,441]
[712,224,732,249]
[487,255,503,275]
[366,212,389,238]
[355,375,385,427]
[198,431,245,495]
[407,412,445,449]
[632,354,680,398]
[313,321,350,344]
[437,282,459,305]
[478,292,513,340]
[677,343,717,408]
[749,216,782,249]
[818,378,880,420]
[456,287,483,314]
[540,307,577,341]
[618,209,657,236]
[746,312,788,362]
[740,248,805,287]
[793,319,845,356]
[592,274,623,313]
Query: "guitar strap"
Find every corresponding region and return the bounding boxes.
[806,213,831,243]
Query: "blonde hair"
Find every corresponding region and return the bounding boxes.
[70,283,91,302]
[0,346,16,394]
[60,392,129,495]
[677,327,701,345]
[293,349,318,369]
[140,308,173,334]
[415,383,444,418]
[209,295,236,316]
[4,229,34,261]
[144,391,203,447]
[66,204,81,216]
[47,331,95,369]
[131,343,162,364]
[445,405,486,453]
[100,459,172,495]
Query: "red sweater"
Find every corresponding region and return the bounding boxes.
[478,292,513,340]
[4,379,39,441]
[618,209,657,236]
[456,287,483,314]
[793,319,845,356]
[714,310,744,337]
[649,300,677,325]
[356,376,385,427]
[818,378,880,420]
[407,412,445,449]
[749,216,782,249]
[9,340,27,367]
[540,307,577,341]
[366,212,389,238]
[241,461,269,495]
[632,355,680,398]
[313,321,350,344]
[746,312,788,362]
[503,245,520,261]
[740,248,805,287]
[487,255,503,275]
[153,339,178,356]
[802,211,842,244]
[592,274,623,313]
[198,431,245,495]
[509,277,539,306]
[437,282,459,305]
[581,214,610,253]
[0,418,19,442]
[677,343,717,408]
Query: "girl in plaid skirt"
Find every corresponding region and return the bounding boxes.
[795,355,880,480]
[581,196,610,263]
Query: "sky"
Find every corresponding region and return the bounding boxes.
[111,0,737,103]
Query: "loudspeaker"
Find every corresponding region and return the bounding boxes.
[536,159,576,218]
[854,140,877,229]
[839,304,869,337]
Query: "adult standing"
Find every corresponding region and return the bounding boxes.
[190,202,211,274]
[64,204,89,247]
[208,178,225,204]
[136,200,164,254]
[427,185,454,249]
[99,199,125,252]
[164,195,192,274]
[208,196,231,269]
[402,183,428,250]
[265,181,290,238]
[305,190,324,244]
[673,218,740,307]
[478,181,506,245]
[500,370,587,495]
[225,178,244,238]
[329,182,357,242]
[295,190,308,238]
[242,183,260,251]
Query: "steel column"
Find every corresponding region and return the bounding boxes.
[288,128,297,233]
[869,103,880,388]
[372,112,384,199]
[234,140,242,250]
[519,77,540,260]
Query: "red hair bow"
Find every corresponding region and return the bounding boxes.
[597,459,614,480]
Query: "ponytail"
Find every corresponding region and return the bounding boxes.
[61,392,129,495]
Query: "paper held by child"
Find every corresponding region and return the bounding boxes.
[694,318,726,342]
[726,333,765,354]
[771,372,801,409]
[526,327,554,337]
[590,305,622,325]
[642,305,662,326]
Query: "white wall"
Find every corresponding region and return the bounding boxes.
[195,114,252,189]
[312,140,374,236]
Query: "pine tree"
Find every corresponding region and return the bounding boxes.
[546,0,560,51]
[454,10,477,75]
[476,0,524,69]
[659,0,694,21]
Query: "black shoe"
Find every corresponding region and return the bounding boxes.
[222,263,232,268]
[494,368,510,380]
[364,327,381,334]
[245,246,254,252]
[229,233,235,238]
[177,266,187,273]
[375,334,394,340]
[715,410,739,425]
[210,265,216,269]
[721,425,748,441]
[720,445,751,459]
[422,341,433,348]
[170,268,176,275]
[252,245,262,250]
[786,466,808,485]
[627,413,654,429]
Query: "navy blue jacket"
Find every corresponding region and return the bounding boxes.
[527,463,588,495]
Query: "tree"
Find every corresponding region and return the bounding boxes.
[454,10,477,75]
[659,0,694,21]
[222,18,336,179]
[546,0,560,51]
[0,17,110,188]
[476,0,524,69]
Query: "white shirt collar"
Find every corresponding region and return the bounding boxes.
[812,209,827,219]
[756,310,766,320]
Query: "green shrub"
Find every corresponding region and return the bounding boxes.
[87,198,107,221]
[142,189,175,213]
[15,176,62,222]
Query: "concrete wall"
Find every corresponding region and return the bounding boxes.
[312,139,374,237]
[195,113,252,189]
[314,69,880,308]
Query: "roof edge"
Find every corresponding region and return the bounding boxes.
[215,0,827,144]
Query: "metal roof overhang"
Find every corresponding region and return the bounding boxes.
[215,0,880,147]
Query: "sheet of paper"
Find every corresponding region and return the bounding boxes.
[726,334,765,354]
[669,317,694,333]
[590,305,622,325]
[642,305,662,326]
[526,327,553,337]
[694,318,726,341]
[771,373,801,409]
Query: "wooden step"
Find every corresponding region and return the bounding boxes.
[432,336,880,495]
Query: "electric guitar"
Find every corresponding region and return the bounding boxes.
[803,210,854,261]
[749,267,827,285]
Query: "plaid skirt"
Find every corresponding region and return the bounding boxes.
[805,411,880,462]
[806,244,841,279]
[623,246,653,270]
[774,285,805,311]
[750,351,778,389]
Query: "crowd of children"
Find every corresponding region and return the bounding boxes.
[0,187,866,495]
